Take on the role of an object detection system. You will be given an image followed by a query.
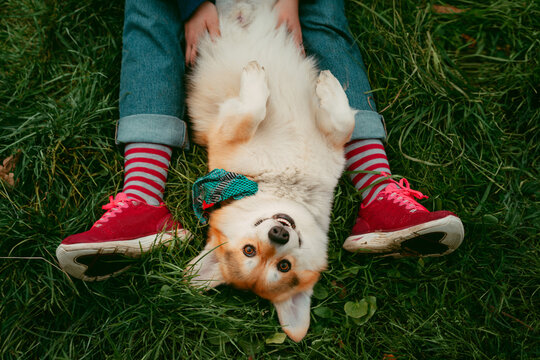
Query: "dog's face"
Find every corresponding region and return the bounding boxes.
[188,196,328,342]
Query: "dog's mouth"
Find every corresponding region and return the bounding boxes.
[254,213,296,229]
[272,213,296,229]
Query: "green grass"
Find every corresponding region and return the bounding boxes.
[1,0,538,358]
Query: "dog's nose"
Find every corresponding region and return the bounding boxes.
[269,226,289,245]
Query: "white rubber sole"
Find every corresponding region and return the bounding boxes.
[343,215,464,258]
[56,228,191,281]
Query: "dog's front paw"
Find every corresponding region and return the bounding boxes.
[241,61,269,99]
[239,61,269,121]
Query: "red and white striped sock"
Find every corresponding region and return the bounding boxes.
[122,143,172,206]
[345,139,392,206]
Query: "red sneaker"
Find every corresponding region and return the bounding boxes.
[343,177,464,257]
[56,193,190,281]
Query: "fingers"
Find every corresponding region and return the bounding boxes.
[206,15,221,41]
[186,20,221,66]
[184,29,200,66]
[296,34,305,56]
[276,17,305,55]
[186,43,197,67]
[184,1,221,66]
[274,0,304,55]
[289,22,304,56]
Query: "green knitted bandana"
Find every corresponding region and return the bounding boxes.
[192,169,259,223]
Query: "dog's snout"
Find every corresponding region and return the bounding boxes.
[269,226,289,245]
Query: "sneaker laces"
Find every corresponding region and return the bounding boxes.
[377,173,429,211]
[92,192,133,228]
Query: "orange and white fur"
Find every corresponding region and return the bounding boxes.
[186,0,356,342]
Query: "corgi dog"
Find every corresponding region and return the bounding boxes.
[186,0,356,341]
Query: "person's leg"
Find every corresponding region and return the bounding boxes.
[56,0,190,281]
[300,0,391,204]
[118,0,189,205]
[300,0,464,257]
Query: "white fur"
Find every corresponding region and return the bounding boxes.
[186,0,356,342]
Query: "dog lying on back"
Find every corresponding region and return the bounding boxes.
[186,0,356,341]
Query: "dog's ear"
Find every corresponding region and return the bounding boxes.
[186,245,225,289]
[273,288,313,342]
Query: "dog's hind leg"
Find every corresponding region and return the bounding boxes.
[210,61,269,144]
[315,70,356,148]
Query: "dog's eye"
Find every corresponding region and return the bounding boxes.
[277,259,291,272]
[243,245,256,257]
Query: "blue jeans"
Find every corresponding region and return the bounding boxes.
[300,0,386,140]
[117,0,386,148]
[117,0,188,147]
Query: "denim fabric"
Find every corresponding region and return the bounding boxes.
[178,0,214,22]
[117,0,386,147]
[117,0,188,148]
[300,0,386,140]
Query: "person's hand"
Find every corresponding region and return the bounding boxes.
[184,1,220,66]
[274,0,304,55]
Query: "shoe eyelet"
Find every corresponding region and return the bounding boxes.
[410,209,417,213]
[377,197,383,201]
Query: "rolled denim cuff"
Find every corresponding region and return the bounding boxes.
[350,110,387,141]
[116,114,189,148]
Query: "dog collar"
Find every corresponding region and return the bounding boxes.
[192,169,258,223]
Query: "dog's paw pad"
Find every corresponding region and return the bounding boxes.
[244,60,264,73]
[242,61,266,85]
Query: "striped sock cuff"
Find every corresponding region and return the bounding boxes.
[122,143,172,205]
[345,139,392,205]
